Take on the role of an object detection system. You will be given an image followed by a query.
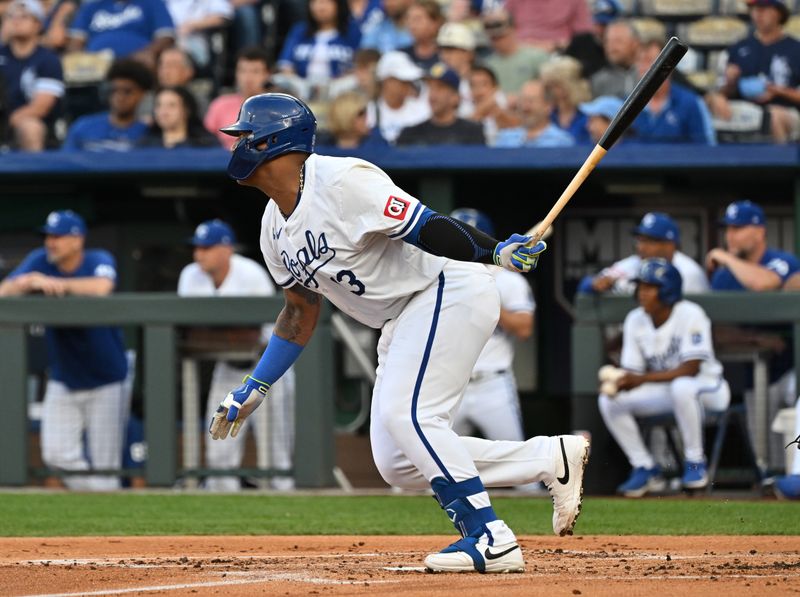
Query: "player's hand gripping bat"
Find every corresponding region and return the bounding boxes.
[525,36,689,243]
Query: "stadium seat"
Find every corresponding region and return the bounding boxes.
[638,404,765,494]
[685,70,718,92]
[717,0,749,17]
[639,0,714,19]
[786,16,800,41]
[680,16,749,49]
[629,17,669,43]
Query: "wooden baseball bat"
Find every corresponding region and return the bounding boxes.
[526,36,689,243]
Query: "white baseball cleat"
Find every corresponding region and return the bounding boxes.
[424,538,525,573]
[546,434,590,536]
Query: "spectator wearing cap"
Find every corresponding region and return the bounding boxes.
[580,94,623,144]
[465,63,519,146]
[366,50,430,144]
[578,212,710,296]
[66,0,175,70]
[707,199,800,440]
[565,0,622,79]
[481,7,551,101]
[436,22,476,114]
[359,0,414,53]
[0,210,130,491]
[401,0,444,71]
[0,0,64,152]
[706,0,800,143]
[502,0,594,51]
[178,219,296,491]
[396,62,484,145]
[62,58,153,151]
[493,79,575,147]
[589,19,640,99]
[631,39,716,145]
[540,54,592,144]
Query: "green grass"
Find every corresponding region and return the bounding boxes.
[1,493,798,537]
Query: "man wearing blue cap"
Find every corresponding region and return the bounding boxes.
[177,219,296,491]
[396,62,485,145]
[706,0,800,143]
[580,212,709,296]
[0,210,129,490]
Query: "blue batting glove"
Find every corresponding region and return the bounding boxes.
[208,375,270,440]
[493,234,547,273]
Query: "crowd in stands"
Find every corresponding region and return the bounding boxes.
[1,0,799,153]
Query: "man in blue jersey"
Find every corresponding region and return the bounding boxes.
[707,199,800,443]
[62,59,152,151]
[0,210,130,490]
[0,0,64,151]
[66,0,175,69]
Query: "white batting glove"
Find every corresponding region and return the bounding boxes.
[493,234,547,273]
[209,375,269,440]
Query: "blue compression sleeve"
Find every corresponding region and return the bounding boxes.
[249,335,304,388]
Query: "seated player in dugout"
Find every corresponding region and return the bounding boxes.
[597,258,731,497]
[206,92,589,574]
[577,211,710,297]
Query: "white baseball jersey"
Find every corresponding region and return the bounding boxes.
[599,251,710,295]
[259,154,446,329]
[473,267,535,373]
[178,254,274,298]
[621,300,723,379]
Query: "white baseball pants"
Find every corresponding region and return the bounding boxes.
[452,371,525,442]
[204,362,295,491]
[369,261,558,490]
[40,379,129,491]
[598,375,731,469]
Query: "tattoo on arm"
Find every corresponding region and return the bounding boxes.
[275,285,321,344]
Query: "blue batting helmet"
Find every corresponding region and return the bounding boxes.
[449,207,495,237]
[220,93,317,181]
[634,258,683,306]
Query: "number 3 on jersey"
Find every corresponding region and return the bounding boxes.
[332,269,365,296]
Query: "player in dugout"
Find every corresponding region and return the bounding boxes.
[205,92,589,574]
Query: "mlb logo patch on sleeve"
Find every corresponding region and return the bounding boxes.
[384,196,410,220]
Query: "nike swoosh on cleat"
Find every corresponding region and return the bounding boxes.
[484,545,520,560]
[557,437,570,485]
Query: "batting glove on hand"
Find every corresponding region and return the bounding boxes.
[208,375,270,440]
[493,235,547,273]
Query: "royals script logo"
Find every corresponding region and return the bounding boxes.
[281,230,336,288]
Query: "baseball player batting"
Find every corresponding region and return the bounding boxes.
[207,93,590,573]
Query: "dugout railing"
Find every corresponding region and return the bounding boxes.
[571,292,800,493]
[0,295,336,488]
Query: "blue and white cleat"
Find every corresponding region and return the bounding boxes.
[682,460,708,490]
[617,466,666,498]
[424,534,524,573]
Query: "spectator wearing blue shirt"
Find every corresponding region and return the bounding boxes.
[0,210,130,491]
[66,0,175,70]
[539,55,592,144]
[0,0,64,151]
[62,59,153,151]
[632,39,716,145]
[494,79,575,147]
[707,0,800,143]
[707,199,800,430]
[359,0,414,53]
[277,0,361,100]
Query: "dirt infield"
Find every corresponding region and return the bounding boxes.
[1,535,799,596]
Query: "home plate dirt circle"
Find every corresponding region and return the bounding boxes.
[1,536,799,596]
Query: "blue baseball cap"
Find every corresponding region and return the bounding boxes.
[580,95,624,120]
[426,62,460,92]
[632,212,680,243]
[593,0,621,24]
[719,200,765,227]
[190,219,236,247]
[39,210,87,236]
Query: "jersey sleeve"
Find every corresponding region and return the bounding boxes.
[620,312,646,373]
[259,210,296,290]
[5,249,48,278]
[68,3,91,39]
[87,251,118,282]
[177,265,195,296]
[35,51,65,98]
[336,161,426,242]
[497,271,535,313]
[149,0,176,38]
[765,253,800,282]
[678,305,714,363]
